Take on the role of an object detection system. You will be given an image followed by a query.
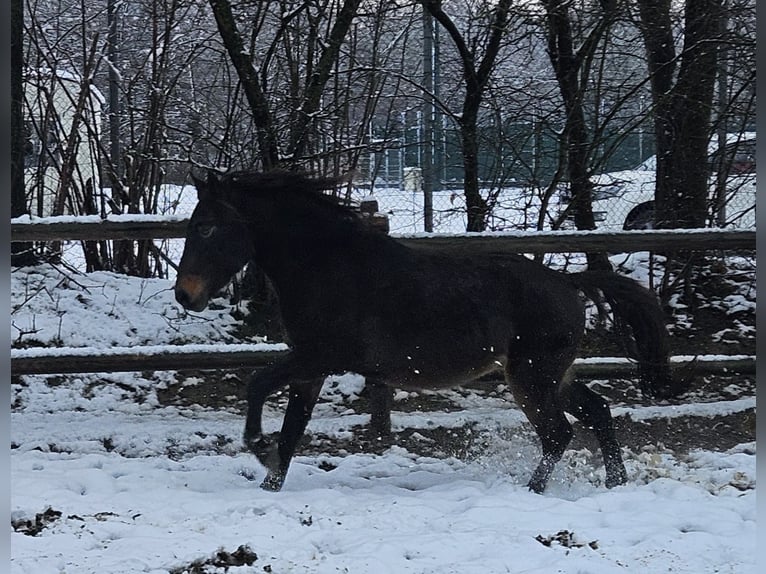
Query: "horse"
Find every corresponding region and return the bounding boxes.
[174,169,684,492]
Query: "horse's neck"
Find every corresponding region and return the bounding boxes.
[250,217,345,283]
[241,192,404,286]
[253,220,400,305]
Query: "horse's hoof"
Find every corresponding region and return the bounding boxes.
[605,469,628,489]
[260,472,285,492]
[244,433,269,455]
[526,479,546,494]
[245,434,280,468]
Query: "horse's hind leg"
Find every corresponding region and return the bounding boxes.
[506,357,574,494]
[561,382,628,488]
[367,378,393,437]
[259,378,325,491]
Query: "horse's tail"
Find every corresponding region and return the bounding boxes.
[573,270,686,399]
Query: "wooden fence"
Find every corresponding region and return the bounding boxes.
[10,344,755,377]
[10,216,757,253]
[10,217,756,378]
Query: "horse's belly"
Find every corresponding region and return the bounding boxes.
[371,353,506,390]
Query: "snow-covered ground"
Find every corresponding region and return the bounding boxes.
[10,261,756,573]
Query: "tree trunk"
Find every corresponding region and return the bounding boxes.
[425,0,512,233]
[288,0,363,163]
[11,0,37,266]
[543,0,613,270]
[208,0,279,169]
[637,0,722,304]
[460,103,488,232]
[638,0,722,229]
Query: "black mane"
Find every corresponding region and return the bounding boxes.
[220,170,363,225]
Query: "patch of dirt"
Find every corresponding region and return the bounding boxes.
[154,368,755,465]
[12,507,62,536]
[156,368,252,412]
[536,529,599,550]
[597,410,754,455]
[168,545,258,574]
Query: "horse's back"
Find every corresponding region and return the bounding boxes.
[350,242,586,386]
[406,245,585,327]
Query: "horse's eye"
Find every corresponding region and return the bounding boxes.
[197,224,216,239]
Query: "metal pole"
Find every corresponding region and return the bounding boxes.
[714,1,730,227]
[433,19,442,190]
[108,0,122,181]
[422,6,434,232]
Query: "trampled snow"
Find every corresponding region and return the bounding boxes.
[10,263,756,573]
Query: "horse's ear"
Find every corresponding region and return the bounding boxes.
[191,170,224,202]
[190,172,210,201]
[206,170,222,190]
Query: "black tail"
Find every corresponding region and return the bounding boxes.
[573,270,686,399]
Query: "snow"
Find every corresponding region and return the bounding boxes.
[612,397,755,422]
[11,214,188,225]
[575,354,755,365]
[12,343,288,360]
[9,445,756,574]
[10,266,757,574]
[11,266,244,349]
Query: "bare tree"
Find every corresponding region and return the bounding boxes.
[286,0,364,162]
[637,0,723,229]
[17,0,753,279]
[207,0,279,168]
[11,0,29,238]
[12,0,38,266]
[207,0,365,171]
[541,0,619,269]
[423,0,513,232]
[21,0,108,267]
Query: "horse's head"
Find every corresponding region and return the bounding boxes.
[174,170,255,312]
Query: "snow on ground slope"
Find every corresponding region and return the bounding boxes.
[10,264,757,574]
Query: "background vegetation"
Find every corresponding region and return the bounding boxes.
[11,0,756,273]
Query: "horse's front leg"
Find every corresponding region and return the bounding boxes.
[243,358,324,490]
[258,378,325,491]
[243,361,294,452]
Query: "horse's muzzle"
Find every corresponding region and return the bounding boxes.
[175,274,209,312]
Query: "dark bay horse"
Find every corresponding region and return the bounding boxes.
[174,170,684,492]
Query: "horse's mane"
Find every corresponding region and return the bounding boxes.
[222,170,362,223]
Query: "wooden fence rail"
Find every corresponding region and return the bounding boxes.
[10,217,756,253]
[10,344,288,375]
[10,344,755,378]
